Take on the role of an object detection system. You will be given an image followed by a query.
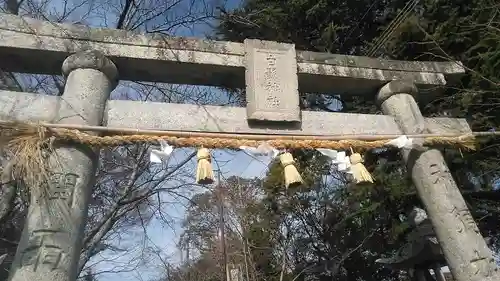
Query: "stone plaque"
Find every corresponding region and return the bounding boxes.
[244,39,300,122]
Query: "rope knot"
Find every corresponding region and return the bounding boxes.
[197,155,210,161]
[196,148,211,161]
[279,153,296,168]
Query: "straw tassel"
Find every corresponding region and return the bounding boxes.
[349,150,374,184]
[279,152,304,188]
[196,148,214,184]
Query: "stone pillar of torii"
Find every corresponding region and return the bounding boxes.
[8,50,118,281]
[376,81,498,281]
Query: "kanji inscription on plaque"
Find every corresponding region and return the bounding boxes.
[244,39,300,122]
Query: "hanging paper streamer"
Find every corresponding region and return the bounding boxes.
[196,148,214,184]
[316,149,352,173]
[150,140,174,163]
[240,142,280,159]
[317,148,338,160]
[385,135,413,149]
[349,151,374,184]
[334,151,352,173]
[279,152,304,188]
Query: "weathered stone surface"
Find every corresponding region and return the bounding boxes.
[0,90,473,136]
[0,90,473,135]
[0,13,464,95]
[8,51,117,281]
[0,91,58,122]
[377,80,419,102]
[297,51,464,74]
[62,50,119,87]
[244,39,300,122]
[376,81,500,281]
[103,100,472,135]
[297,63,447,95]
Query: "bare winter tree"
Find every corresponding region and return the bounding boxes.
[0,0,233,279]
[175,176,267,281]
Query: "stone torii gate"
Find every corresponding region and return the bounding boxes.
[0,12,497,281]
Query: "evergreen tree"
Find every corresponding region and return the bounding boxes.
[211,0,500,280]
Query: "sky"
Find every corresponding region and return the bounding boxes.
[90,148,271,281]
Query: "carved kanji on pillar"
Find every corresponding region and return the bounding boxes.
[376,81,500,281]
[20,229,68,271]
[8,50,118,281]
[46,172,79,206]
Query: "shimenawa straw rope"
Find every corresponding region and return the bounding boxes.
[0,120,484,150]
[0,120,492,191]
